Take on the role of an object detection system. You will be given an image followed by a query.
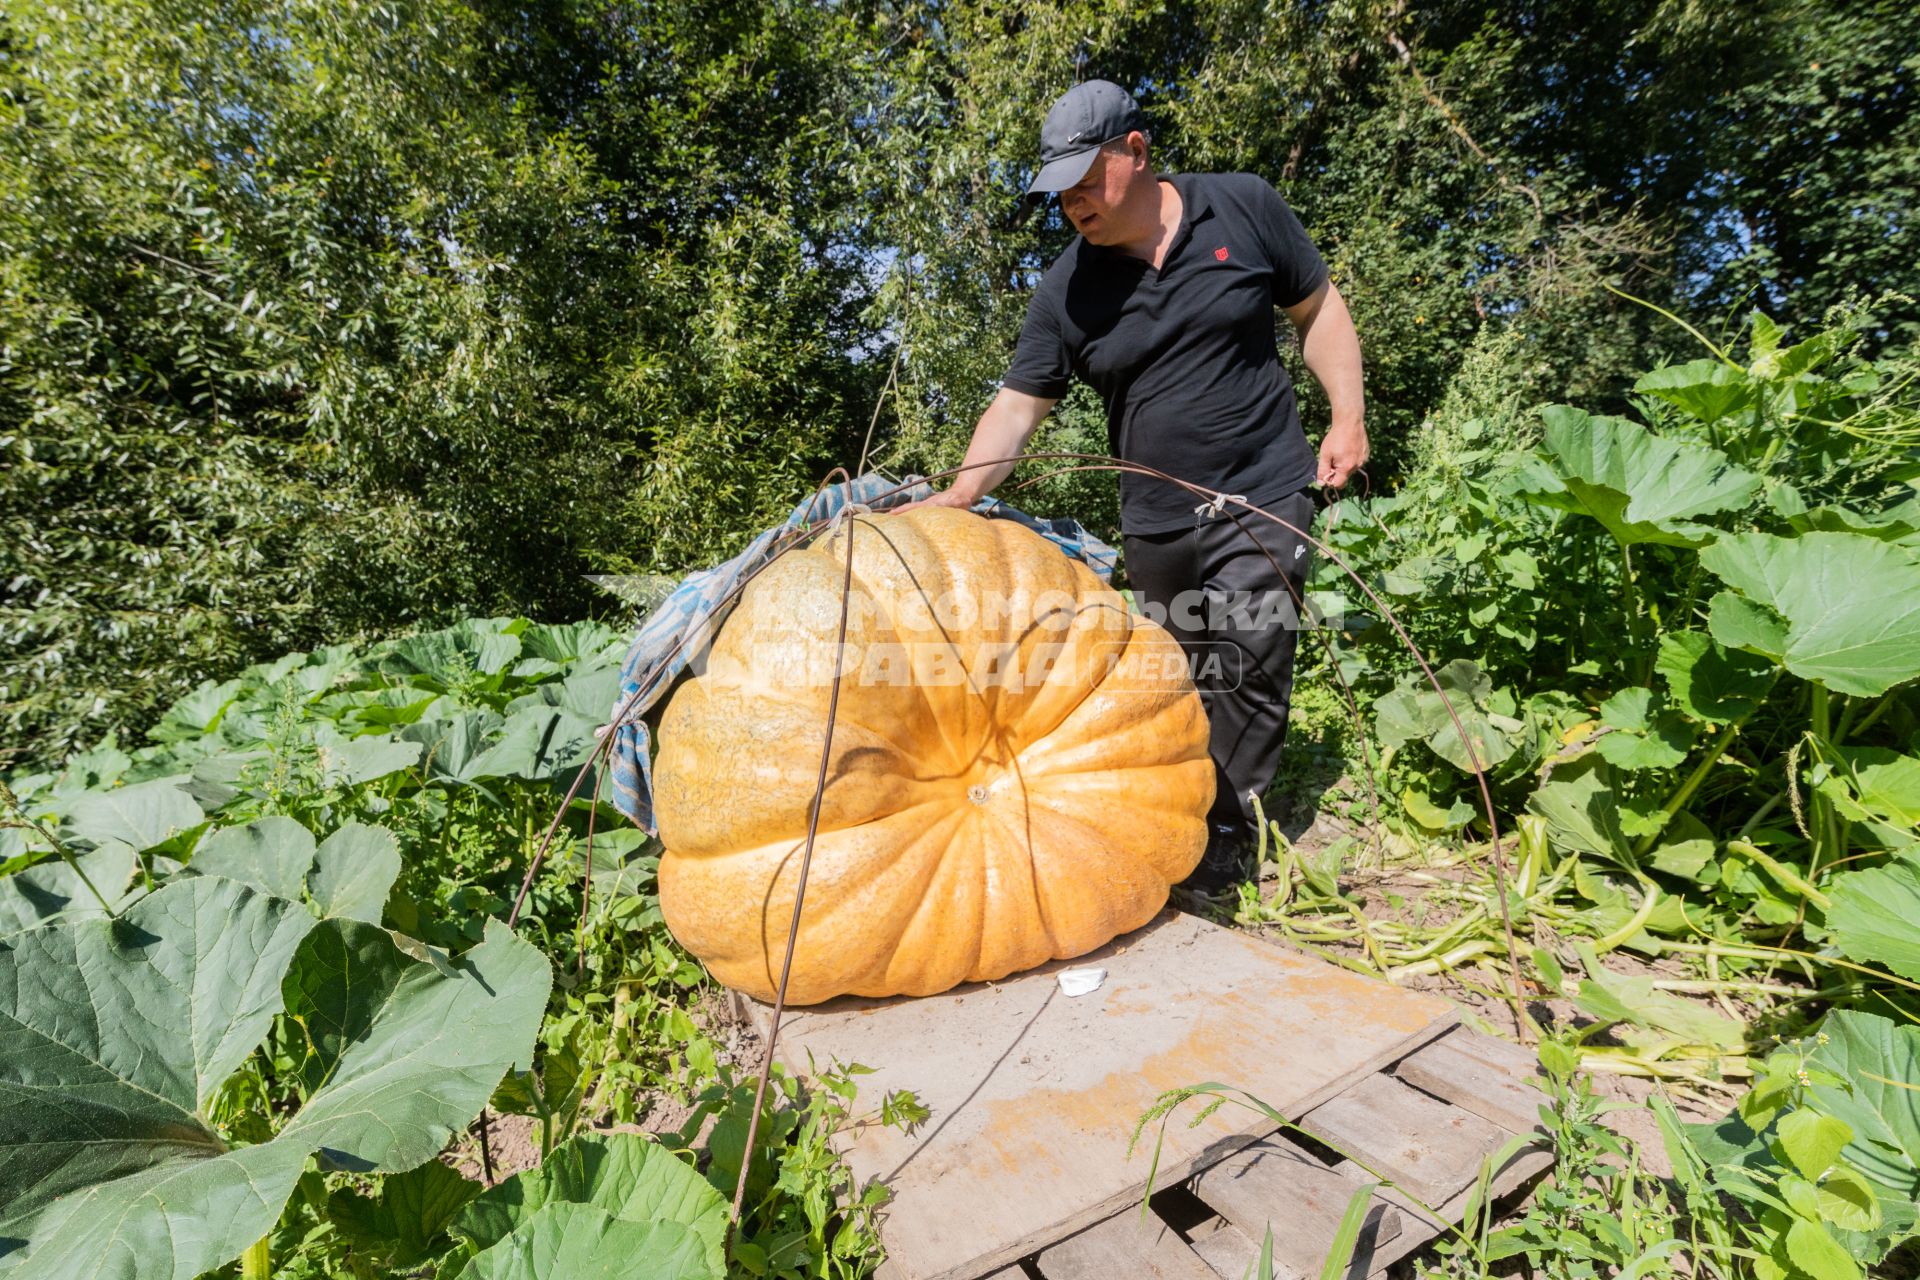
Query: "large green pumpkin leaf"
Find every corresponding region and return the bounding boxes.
[328,1160,481,1266]
[1516,406,1762,546]
[381,618,525,683]
[4,1135,317,1280]
[1527,758,1631,867]
[341,686,444,731]
[191,816,315,900]
[148,679,242,744]
[1595,687,1695,770]
[1826,861,1920,981]
[0,877,317,1268]
[1655,630,1776,723]
[0,845,140,936]
[505,662,622,723]
[1646,812,1717,881]
[189,819,400,923]
[452,1133,728,1274]
[306,825,401,925]
[313,726,424,788]
[453,1202,716,1280]
[286,645,363,699]
[1372,659,1520,773]
[61,779,204,853]
[1707,591,1791,663]
[1596,721,1693,770]
[278,919,549,1166]
[519,621,623,666]
[179,749,270,811]
[1700,532,1920,696]
[1807,1012,1920,1255]
[401,713,507,783]
[1773,486,1920,547]
[1634,359,1758,424]
[1597,686,1656,733]
[469,706,602,782]
[0,882,549,1279]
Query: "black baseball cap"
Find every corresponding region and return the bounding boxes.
[1027,80,1147,195]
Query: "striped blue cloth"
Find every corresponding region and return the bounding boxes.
[606,473,1117,834]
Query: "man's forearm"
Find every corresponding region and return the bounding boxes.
[1297,284,1365,429]
[948,389,1054,502]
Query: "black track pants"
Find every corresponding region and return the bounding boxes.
[1122,489,1316,834]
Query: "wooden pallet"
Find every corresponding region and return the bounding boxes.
[733,911,1551,1280]
[1011,1028,1553,1280]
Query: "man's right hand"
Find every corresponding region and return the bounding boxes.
[891,485,980,515]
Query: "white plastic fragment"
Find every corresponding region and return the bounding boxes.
[1056,967,1107,997]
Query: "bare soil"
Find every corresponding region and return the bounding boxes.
[443,986,764,1185]
[445,1110,543,1184]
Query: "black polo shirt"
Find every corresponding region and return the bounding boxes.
[1002,171,1329,535]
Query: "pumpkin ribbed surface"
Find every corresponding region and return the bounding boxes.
[653,507,1213,1004]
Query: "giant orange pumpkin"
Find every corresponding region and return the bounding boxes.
[652,507,1214,1004]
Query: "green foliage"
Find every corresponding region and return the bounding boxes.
[1702,533,1920,696]
[444,1133,729,1279]
[327,1160,482,1269]
[9,0,1914,776]
[1374,659,1524,774]
[1517,406,1763,547]
[656,1058,907,1278]
[0,840,136,932]
[1802,1012,1920,1226]
[1,614,900,1278]
[189,817,400,921]
[1325,300,1918,850]
[1430,1030,1688,1278]
[451,1201,715,1280]
[1825,857,1920,981]
[1238,299,1920,1136]
[0,0,880,770]
[0,875,550,1279]
[1399,1013,1920,1279]
[1675,1021,1920,1270]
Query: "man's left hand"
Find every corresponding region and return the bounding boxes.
[1317,421,1369,490]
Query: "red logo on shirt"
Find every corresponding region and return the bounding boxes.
[1215,246,1230,261]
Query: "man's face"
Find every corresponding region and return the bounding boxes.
[1059,136,1146,243]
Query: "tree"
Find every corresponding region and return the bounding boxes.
[0,0,883,768]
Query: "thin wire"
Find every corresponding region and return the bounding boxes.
[855,235,912,479]
[727,472,861,1238]
[575,762,604,982]
[855,338,904,480]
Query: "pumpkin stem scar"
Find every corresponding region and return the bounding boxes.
[968,783,990,805]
